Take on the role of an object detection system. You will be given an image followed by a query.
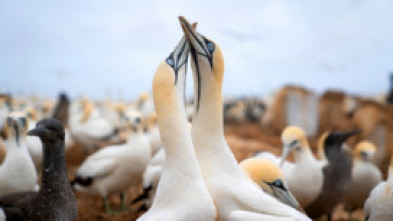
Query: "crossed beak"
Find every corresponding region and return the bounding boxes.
[179,16,212,59]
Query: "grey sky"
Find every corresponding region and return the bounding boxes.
[1,0,392,100]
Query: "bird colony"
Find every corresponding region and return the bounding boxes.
[0,16,392,221]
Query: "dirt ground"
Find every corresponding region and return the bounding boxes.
[65,123,365,221]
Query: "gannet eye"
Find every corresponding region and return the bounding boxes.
[360,151,368,158]
[273,179,285,190]
[135,117,141,124]
[166,57,174,66]
[166,53,175,67]
[206,41,215,52]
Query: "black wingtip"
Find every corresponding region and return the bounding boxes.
[71,176,93,187]
[131,185,153,204]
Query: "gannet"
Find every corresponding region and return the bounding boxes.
[51,93,70,126]
[68,98,120,152]
[274,126,324,208]
[305,130,359,221]
[25,107,44,167]
[0,118,78,221]
[364,155,393,220]
[0,94,12,134]
[72,110,150,214]
[239,158,304,213]
[137,33,217,221]
[0,112,38,197]
[180,16,310,221]
[344,141,382,216]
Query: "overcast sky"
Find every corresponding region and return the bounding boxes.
[1,0,392,100]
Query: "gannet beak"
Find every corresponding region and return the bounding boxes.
[167,35,190,74]
[271,185,304,213]
[27,124,46,137]
[335,130,361,143]
[279,145,291,167]
[179,16,212,60]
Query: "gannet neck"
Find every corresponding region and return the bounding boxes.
[41,139,68,190]
[192,80,225,140]
[293,145,314,164]
[5,136,27,150]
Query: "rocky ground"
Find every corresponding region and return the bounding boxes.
[65,123,365,221]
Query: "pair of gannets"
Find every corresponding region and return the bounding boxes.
[0,112,38,197]
[364,155,393,220]
[344,141,382,216]
[140,16,310,220]
[72,110,151,214]
[0,118,78,221]
[257,126,324,208]
[305,130,359,220]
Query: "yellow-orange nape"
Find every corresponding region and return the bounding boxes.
[354,141,377,159]
[240,158,285,185]
[281,126,309,148]
[152,61,177,114]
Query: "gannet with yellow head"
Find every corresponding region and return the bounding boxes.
[137,33,217,221]
[239,158,304,213]
[344,141,382,215]
[266,126,324,208]
[0,112,38,197]
[72,110,151,214]
[180,16,311,221]
[364,155,393,220]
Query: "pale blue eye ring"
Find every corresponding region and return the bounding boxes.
[207,42,215,52]
[166,57,174,66]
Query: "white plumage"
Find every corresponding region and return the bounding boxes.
[69,99,119,151]
[257,126,323,208]
[344,141,382,212]
[0,112,38,197]
[73,110,151,212]
[364,156,393,221]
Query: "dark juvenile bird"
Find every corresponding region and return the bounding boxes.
[52,93,70,126]
[0,118,78,221]
[305,130,360,221]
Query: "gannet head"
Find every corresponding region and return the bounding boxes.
[28,118,65,143]
[354,141,377,162]
[5,112,29,145]
[240,158,304,213]
[25,106,38,121]
[179,16,224,112]
[153,35,190,114]
[280,126,309,166]
[80,100,93,123]
[125,110,144,133]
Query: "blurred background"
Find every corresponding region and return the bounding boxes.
[1,1,393,221]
